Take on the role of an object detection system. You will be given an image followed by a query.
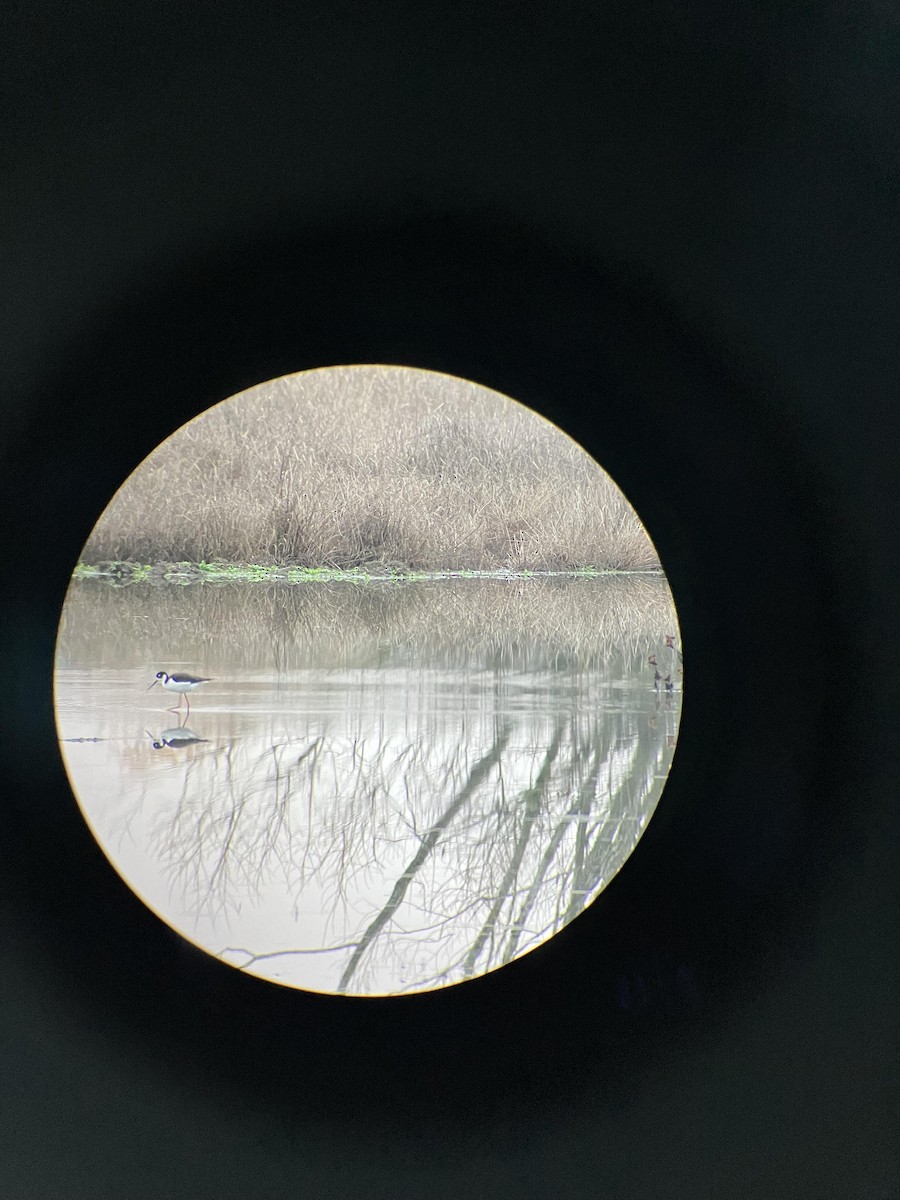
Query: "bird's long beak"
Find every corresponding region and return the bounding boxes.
[147,679,159,691]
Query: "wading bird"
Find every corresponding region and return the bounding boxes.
[648,654,662,690]
[147,671,212,717]
[653,669,663,689]
[663,635,684,689]
[665,634,684,663]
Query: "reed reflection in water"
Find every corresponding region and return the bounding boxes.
[55,577,681,995]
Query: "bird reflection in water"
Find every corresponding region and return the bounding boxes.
[146,727,208,750]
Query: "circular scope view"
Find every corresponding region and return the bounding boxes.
[54,365,682,996]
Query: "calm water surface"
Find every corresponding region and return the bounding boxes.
[55,577,681,995]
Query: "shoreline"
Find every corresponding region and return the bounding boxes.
[72,561,666,585]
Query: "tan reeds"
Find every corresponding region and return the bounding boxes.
[80,366,660,572]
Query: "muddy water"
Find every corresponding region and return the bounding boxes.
[54,577,681,996]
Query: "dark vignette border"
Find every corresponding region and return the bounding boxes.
[0,206,853,1134]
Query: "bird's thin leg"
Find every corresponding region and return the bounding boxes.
[184,693,191,718]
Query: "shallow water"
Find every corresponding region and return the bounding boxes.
[55,577,681,996]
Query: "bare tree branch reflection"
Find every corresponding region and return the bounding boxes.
[337,726,512,993]
[504,738,606,965]
[462,722,564,979]
[127,690,676,992]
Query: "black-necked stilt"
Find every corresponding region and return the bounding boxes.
[146,727,208,750]
[147,671,212,717]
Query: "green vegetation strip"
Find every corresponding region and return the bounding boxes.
[73,561,664,586]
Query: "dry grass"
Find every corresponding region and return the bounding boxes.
[82,366,660,572]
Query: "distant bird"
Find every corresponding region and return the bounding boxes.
[648,654,662,690]
[147,671,212,717]
[665,634,684,663]
[664,674,674,693]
